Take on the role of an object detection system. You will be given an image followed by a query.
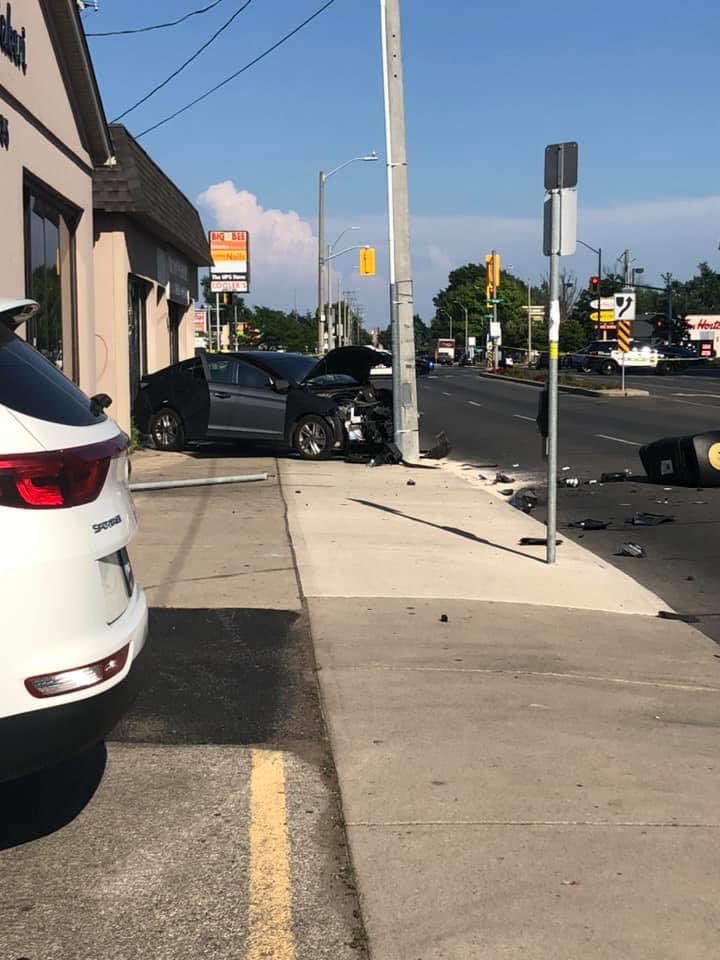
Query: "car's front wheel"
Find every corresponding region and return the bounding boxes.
[657,361,674,376]
[149,407,185,451]
[600,360,617,376]
[293,415,334,460]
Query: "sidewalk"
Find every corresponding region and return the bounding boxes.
[281,457,720,959]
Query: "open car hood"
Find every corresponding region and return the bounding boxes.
[302,346,392,385]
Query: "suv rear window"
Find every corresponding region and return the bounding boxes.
[0,325,105,426]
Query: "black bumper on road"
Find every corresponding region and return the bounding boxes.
[0,645,148,784]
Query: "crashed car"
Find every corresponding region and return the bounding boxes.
[133,346,395,460]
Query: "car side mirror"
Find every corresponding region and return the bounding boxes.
[90,393,112,416]
[273,378,289,393]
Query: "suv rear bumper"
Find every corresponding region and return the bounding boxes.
[0,637,148,784]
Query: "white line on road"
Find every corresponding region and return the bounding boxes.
[514,414,535,422]
[672,392,720,399]
[468,401,482,407]
[595,433,642,446]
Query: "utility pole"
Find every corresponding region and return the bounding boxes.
[492,249,500,369]
[317,172,325,353]
[527,280,532,360]
[381,0,420,462]
[622,248,631,286]
[215,292,221,352]
[326,243,333,351]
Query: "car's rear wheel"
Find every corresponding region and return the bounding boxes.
[657,361,673,376]
[149,407,185,451]
[600,360,617,376]
[293,415,333,460]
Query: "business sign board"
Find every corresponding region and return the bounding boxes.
[193,309,207,332]
[210,230,250,294]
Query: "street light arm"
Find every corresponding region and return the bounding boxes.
[330,226,359,253]
[577,240,600,256]
[326,244,367,263]
[324,153,378,181]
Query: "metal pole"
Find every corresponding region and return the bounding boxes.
[318,172,326,353]
[547,190,561,564]
[215,292,220,352]
[326,243,333,351]
[492,249,499,369]
[597,247,603,340]
[381,0,420,462]
[621,350,626,394]
[527,280,532,361]
[337,275,343,345]
[666,285,673,343]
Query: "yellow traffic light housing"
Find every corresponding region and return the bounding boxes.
[359,246,376,277]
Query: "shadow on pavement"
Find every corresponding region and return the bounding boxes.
[0,743,107,850]
[349,498,545,564]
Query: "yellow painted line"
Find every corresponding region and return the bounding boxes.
[247,749,295,960]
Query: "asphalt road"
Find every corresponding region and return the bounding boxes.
[418,367,720,644]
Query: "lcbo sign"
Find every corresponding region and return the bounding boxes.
[0,4,28,74]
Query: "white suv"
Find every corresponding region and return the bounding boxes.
[0,299,148,782]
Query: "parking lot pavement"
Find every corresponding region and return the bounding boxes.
[0,452,365,960]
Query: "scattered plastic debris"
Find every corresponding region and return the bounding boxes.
[626,512,675,526]
[658,611,700,624]
[499,488,515,496]
[585,479,598,486]
[510,490,537,513]
[406,479,416,486]
[601,472,627,483]
[654,498,670,505]
[512,463,520,468]
[568,519,611,530]
[495,472,515,484]
[619,542,646,558]
[439,614,449,623]
[559,477,580,488]
[422,432,452,460]
[478,474,488,481]
[561,466,571,472]
[520,537,562,546]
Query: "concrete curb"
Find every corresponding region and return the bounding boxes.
[477,371,649,398]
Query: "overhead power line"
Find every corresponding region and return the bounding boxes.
[86,0,229,37]
[112,0,255,122]
[136,0,340,139]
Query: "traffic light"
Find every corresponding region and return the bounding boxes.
[589,276,599,291]
[485,252,501,300]
[359,247,376,277]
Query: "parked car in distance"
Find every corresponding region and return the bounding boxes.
[0,298,147,783]
[435,354,454,366]
[134,346,396,460]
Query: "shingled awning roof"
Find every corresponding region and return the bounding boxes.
[93,124,210,267]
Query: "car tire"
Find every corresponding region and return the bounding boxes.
[149,407,185,452]
[293,415,334,460]
[600,360,617,376]
[657,361,673,376]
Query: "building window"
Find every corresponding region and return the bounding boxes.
[168,301,183,364]
[23,182,79,381]
[128,276,149,417]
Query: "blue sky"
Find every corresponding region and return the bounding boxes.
[84,0,720,326]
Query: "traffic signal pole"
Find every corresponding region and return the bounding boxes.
[381,0,420,462]
[547,191,561,564]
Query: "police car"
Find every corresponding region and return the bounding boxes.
[584,340,697,376]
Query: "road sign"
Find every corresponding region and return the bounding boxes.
[490,320,502,339]
[591,297,616,311]
[617,320,631,352]
[522,306,545,316]
[544,142,578,189]
[592,309,616,324]
[614,292,636,322]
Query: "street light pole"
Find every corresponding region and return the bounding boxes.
[317,155,377,353]
[381,0,420,462]
[578,240,602,339]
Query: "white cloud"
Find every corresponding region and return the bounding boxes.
[197,181,720,327]
[197,181,317,307]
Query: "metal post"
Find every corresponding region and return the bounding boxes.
[337,276,343,345]
[215,292,220,352]
[597,247,603,340]
[666,285,673,343]
[326,243,333,351]
[381,0,420,462]
[621,350,626,394]
[318,172,325,353]
[462,304,469,355]
[492,250,499,369]
[527,281,532,361]
[547,191,561,564]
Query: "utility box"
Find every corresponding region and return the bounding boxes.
[640,431,720,486]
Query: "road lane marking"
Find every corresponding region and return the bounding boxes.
[514,414,535,422]
[596,433,641,446]
[248,749,295,960]
[468,401,482,407]
[673,392,720,399]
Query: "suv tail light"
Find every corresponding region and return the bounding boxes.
[25,643,130,698]
[0,435,127,509]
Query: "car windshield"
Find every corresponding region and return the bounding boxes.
[259,353,317,384]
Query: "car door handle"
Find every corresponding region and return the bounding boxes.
[212,391,232,399]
